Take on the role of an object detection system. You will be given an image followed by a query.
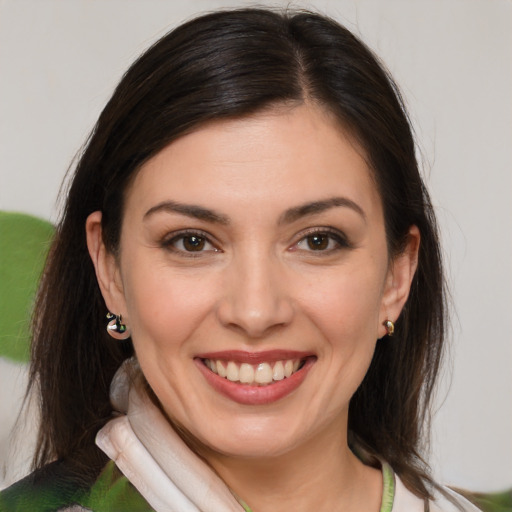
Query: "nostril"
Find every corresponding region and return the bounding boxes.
[215,263,295,338]
[216,299,294,338]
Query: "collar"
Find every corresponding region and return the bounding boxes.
[96,359,399,512]
[96,359,244,512]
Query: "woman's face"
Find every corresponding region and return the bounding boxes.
[92,104,417,461]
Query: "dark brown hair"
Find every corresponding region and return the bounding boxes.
[29,7,446,500]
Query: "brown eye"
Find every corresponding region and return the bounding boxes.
[306,234,329,250]
[293,230,349,253]
[164,232,218,254]
[182,235,206,251]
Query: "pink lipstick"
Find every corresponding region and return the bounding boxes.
[194,350,315,405]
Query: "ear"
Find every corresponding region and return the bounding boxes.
[85,211,127,315]
[378,225,420,338]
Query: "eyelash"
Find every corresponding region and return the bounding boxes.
[160,227,350,257]
[161,229,219,256]
[292,228,350,254]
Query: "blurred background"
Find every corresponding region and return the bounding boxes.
[0,0,510,494]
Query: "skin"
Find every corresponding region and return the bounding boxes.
[87,104,419,511]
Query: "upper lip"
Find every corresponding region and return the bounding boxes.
[195,350,314,364]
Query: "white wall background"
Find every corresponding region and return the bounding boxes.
[0,0,510,492]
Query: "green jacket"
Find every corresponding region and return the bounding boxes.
[0,459,153,512]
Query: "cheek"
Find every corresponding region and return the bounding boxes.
[312,273,383,396]
[296,266,385,346]
[120,259,218,357]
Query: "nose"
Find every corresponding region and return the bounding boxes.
[216,252,294,339]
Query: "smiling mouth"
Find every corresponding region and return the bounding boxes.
[201,358,307,386]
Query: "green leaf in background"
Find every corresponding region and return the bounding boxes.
[457,488,512,512]
[0,211,54,362]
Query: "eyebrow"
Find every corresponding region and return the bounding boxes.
[143,200,230,225]
[143,196,366,226]
[279,197,366,224]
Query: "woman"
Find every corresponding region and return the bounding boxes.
[0,7,480,512]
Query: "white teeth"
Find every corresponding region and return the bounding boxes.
[216,360,226,378]
[255,363,273,384]
[284,360,294,378]
[205,358,305,386]
[272,361,285,381]
[226,361,239,382]
[239,363,254,383]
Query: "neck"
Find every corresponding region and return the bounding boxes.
[200,426,382,512]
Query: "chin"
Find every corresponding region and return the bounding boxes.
[204,436,297,460]
[190,415,312,461]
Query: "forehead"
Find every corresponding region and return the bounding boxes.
[124,104,382,221]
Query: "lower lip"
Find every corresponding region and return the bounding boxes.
[195,358,315,405]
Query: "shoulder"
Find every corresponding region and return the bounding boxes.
[0,459,154,512]
[0,459,88,511]
[429,486,483,512]
[393,473,482,512]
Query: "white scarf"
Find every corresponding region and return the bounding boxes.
[96,360,244,512]
[96,360,480,512]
